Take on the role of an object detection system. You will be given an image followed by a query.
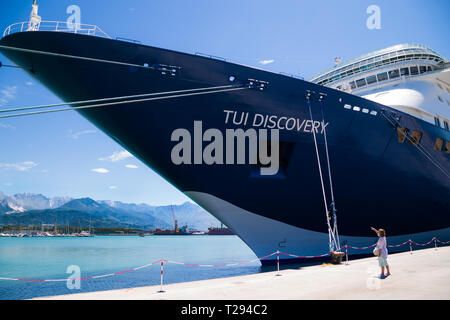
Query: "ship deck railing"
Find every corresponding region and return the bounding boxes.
[2,21,111,39]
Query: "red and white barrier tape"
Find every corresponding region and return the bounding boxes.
[344,243,377,250]
[0,237,448,282]
[278,251,331,259]
[410,239,435,246]
[0,259,163,282]
[166,252,276,267]
[387,240,411,248]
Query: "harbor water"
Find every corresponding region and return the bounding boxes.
[0,235,260,300]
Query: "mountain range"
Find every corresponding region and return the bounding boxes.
[0,192,221,230]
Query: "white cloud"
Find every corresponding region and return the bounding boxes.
[108,186,118,189]
[99,150,133,162]
[125,164,138,169]
[0,86,17,99]
[0,123,16,130]
[69,129,96,139]
[0,161,38,171]
[92,168,109,174]
[25,81,33,86]
[0,86,18,106]
[259,59,275,65]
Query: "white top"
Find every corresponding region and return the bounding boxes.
[376,236,388,259]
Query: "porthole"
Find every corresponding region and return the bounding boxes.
[434,138,444,151]
[344,104,352,109]
[362,108,369,113]
[229,76,236,82]
[353,106,361,111]
[408,131,423,146]
[397,127,408,143]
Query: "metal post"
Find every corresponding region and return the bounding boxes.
[345,245,349,265]
[158,259,165,293]
[409,240,412,255]
[434,237,437,251]
[276,250,281,276]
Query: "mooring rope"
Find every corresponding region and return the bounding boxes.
[319,98,341,251]
[380,112,449,178]
[0,84,240,115]
[0,44,155,70]
[0,86,247,119]
[305,94,339,253]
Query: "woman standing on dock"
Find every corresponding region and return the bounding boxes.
[371,227,391,278]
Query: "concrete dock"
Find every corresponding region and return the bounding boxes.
[35,246,450,300]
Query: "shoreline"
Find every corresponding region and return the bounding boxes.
[34,246,450,300]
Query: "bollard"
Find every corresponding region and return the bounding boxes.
[409,240,412,255]
[158,259,165,293]
[276,250,281,276]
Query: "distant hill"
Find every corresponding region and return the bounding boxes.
[0,192,221,230]
[0,191,72,214]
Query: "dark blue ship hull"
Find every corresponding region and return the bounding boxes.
[1,32,449,264]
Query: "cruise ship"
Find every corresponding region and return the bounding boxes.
[0,2,449,264]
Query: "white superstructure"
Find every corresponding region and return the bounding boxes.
[310,44,450,129]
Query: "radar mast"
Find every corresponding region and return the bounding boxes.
[28,0,42,31]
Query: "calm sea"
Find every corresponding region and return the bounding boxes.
[0,235,264,300]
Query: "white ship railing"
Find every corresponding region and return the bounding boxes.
[2,21,111,39]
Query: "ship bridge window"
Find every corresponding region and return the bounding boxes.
[435,117,441,127]
[349,81,356,89]
[419,66,427,74]
[445,141,450,154]
[427,66,432,72]
[388,69,400,79]
[366,75,377,85]
[445,121,449,131]
[400,67,409,76]
[356,78,367,88]
[410,66,419,75]
[377,72,388,82]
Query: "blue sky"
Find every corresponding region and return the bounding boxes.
[0,0,449,205]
